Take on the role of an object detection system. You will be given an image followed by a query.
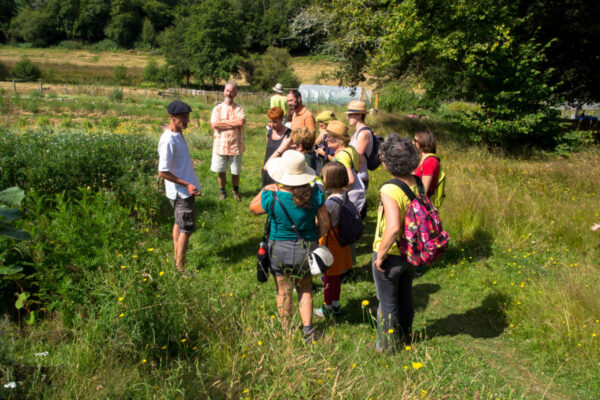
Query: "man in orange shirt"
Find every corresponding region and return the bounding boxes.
[287,89,315,135]
[210,81,246,201]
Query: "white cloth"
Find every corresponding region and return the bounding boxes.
[158,129,201,200]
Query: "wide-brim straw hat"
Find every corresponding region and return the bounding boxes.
[267,150,315,186]
[325,120,349,139]
[272,83,284,93]
[346,100,367,114]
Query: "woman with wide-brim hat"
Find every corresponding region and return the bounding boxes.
[250,150,330,342]
[325,120,366,215]
[346,100,373,189]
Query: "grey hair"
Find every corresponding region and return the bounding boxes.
[225,80,238,89]
[379,133,420,177]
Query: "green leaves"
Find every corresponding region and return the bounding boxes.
[0,187,30,241]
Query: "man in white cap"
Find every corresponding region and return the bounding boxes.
[158,100,202,273]
[270,83,289,116]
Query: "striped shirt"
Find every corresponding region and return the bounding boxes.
[210,102,246,155]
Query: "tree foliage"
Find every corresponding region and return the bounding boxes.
[242,47,300,91]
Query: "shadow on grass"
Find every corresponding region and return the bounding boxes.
[339,282,441,326]
[423,228,495,275]
[419,292,508,340]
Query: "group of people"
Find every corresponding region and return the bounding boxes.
[157,82,443,351]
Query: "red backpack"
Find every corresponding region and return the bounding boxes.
[384,177,449,266]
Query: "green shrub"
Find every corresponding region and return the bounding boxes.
[113,64,129,85]
[379,82,424,113]
[243,47,300,91]
[0,60,7,80]
[94,39,120,52]
[12,56,41,82]
[58,40,84,50]
[109,87,124,102]
[142,59,160,83]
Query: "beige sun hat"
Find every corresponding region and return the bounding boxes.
[267,150,316,186]
[272,83,284,93]
[325,120,349,139]
[346,100,368,114]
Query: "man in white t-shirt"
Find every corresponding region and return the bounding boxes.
[158,100,202,273]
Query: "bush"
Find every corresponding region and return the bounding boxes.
[113,64,129,85]
[242,47,300,91]
[142,59,160,83]
[379,82,424,113]
[109,87,124,102]
[12,56,41,82]
[58,40,84,50]
[0,61,7,80]
[93,39,120,52]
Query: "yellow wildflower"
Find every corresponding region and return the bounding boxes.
[118,296,124,302]
[119,313,124,318]
[412,362,424,370]
[388,328,394,334]
[147,248,154,252]
[159,271,165,276]
[362,300,369,307]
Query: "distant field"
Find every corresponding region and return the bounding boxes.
[0,46,346,88]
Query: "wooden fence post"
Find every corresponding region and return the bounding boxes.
[39,81,43,94]
[13,80,16,94]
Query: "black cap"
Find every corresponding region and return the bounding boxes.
[167,100,192,115]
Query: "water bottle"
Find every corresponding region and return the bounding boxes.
[256,241,269,282]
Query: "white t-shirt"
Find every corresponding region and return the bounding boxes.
[157,129,201,200]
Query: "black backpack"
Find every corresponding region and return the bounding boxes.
[358,127,383,170]
[328,192,364,246]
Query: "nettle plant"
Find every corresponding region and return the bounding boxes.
[0,187,34,323]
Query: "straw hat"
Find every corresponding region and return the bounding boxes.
[267,150,316,186]
[315,110,336,123]
[272,83,284,94]
[325,120,349,139]
[346,100,367,114]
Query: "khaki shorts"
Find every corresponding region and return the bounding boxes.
[210,153,243,175]
[169,194,195,233]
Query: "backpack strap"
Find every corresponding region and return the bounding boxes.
[384,176,425,200]
[419,153,440,176]
[272,192,302,241]
[263,196,275,241]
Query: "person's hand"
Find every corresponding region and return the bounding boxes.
[592,223,600,231]
[373,254,387,273]
[316,148,325,157]
[263,183,279,192]
[187,184,200,196]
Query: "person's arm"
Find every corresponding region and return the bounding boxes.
[307,115,316,134]
[263,136,293,170]
[210,119,244,130]
[249,184,278,214]
[421,175,433,194]
[158,171,200,196]
[419,156,439,194]
[353,128,370,171]
[315,203,330,238]
[373,192,401,272]
[345,167,355,190]
[315,132,323,146]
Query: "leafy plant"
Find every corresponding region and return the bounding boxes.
[12,56,41,82]
[0,187,30,241]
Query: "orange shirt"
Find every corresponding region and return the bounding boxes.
[290,105,315,134]
[210,102,246,155]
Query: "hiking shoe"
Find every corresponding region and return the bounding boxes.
[303,327,315,344]
[314,307,337,318]
[232,191,241,201]
[332,305,341,316]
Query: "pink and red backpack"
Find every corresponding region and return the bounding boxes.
[384,177,449,266]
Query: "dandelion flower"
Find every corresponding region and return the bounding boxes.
[361,300,369,307]
[121,265,126,269]
[159,271,165,276]
[403,365,409,370]
[388,328,394,334]
[147,248,154,252]
[192,346,197,350]
[242,389,249,394]
[181,338,186,343]
[133,255,138,259]
[117,254,122,257]
[119,313,125,318]
[142,359,147,363]
[258,341,263,346]
[412,362,424,370]
[421,390,428,398]
[161,345,167,350]
[270,315,276,319]
[352,363,357,368]
[118,297,124,302]
[405,345,411,351]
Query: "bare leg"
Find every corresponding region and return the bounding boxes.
[218,172,227,189]
[275,275,293,330]
[296,276,313,328]
[232,174,240,188]
[173,225,191,272]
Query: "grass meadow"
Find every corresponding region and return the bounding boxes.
[0,90,599,399]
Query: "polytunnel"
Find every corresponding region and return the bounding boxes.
[298,84,372,106]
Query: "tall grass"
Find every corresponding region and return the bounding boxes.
[0,100,599,399]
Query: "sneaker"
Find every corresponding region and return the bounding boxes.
[303,327,315,344]
[332,305,341,316]
[232,191,241,201]
[314,307,340,318]
[219,191,226,200]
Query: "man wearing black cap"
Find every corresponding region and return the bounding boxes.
[158,100,202,273]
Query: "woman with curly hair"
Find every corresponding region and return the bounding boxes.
[250,150,330,343]
[372,133,421,351]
